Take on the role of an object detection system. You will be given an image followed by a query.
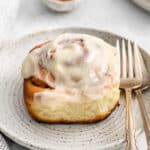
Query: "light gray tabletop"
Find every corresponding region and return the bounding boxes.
[1,0,150,149]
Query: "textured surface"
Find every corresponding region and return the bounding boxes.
[0,28,149,150]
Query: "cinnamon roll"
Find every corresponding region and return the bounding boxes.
[22,33,120,123]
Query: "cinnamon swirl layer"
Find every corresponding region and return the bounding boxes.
[22,33,120,123]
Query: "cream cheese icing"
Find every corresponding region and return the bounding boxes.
[22,33,119,101]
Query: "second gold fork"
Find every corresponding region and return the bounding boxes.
[117,39,142,150]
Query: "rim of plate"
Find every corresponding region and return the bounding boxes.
[132,0,150,12]
[0,27,149,150]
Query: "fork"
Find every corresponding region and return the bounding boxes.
[117,39,142,150]
[134,51,150,150]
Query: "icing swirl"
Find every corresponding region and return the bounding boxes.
[22,33,119,98]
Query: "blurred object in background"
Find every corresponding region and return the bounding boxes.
[0,0,19,46]
[41,0,83,12]
[132,0,150,12]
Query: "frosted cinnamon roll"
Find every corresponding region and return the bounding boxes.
[22,33,120,123]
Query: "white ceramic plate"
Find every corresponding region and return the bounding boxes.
[0,28,150,150]
[132,0,150,12]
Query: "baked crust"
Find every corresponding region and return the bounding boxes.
[23,41,120,123]
[24,79,119,123]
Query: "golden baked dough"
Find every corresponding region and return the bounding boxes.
[24,79,119,123]
[22,34,120,123]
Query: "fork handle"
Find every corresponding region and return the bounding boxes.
[125,88,138,150]
[135,89,150,150]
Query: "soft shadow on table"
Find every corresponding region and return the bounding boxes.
[18,0,74,18]
[128,0,150,15]
[5,135,28,150]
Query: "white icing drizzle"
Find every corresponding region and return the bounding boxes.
[22,33,119,101]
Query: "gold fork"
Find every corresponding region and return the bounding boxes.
[134,51,150,150]
[117,39,142,150]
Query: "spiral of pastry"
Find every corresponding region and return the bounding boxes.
[22,33,120,123]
